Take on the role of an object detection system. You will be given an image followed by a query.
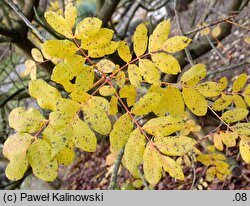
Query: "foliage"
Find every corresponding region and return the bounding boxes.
[3,3,250,187]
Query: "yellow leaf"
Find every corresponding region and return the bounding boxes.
[233,94,247,109]
[109,96,118,115]
[153,86,185,116]
[85,96,110,112]
[139,59,160,86]
[31,48,43,62]
[110,113,133,153]
[143,143,162,185]
[74,17,102,39]
[232,123,250,136]
[221,109,249,123]
[142,115,184,136]
[205,167,216,182]
[5,157,28,181]
[76,66,94,92]
[220,131,238,147]
[83,108,111,135]
[180,64,206,86]
[29,79,61,110]
[163,35,192,53]
[245,35,250,44]
[197,154,213,166]
[155,135,196,156]
[196,81,221,97]
[54,98,81,115]
[124,129,146,177]
[131,93,161,116]
[72,118,97,152]
[212,95,233,111]
[161,155,185,180]
[133,23,148,57]
[119,85,137,107]
[149,19,171,52]
[239,139,250,163]
[243,84,250,106]
[55,141,75,166]
[200,23,210,36]
[45,11,73,38]
[151,52,181,75]
[148,85,164,95]
[99,85,116,96]
[64,2,77,29]
[212,153,226,161]
[81,28,114,50]
[117,41,132,62]
[128,64,142,88]
[183,155,192,167]
[70,90,90,103]
[27,139,58,181]
[116,71,126,88]
[22,60,37,80]
[88,41,117,58]
[9,107,46,133]
[51,55,86,92]
[232,73,248,92]
[182,87,207,116]
[213,133,224,151]
[96,59,116,73]
[212,25,221,37]
[219,77,228,91]
[41,40,78,58]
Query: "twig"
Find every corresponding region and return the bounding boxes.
[4,0,46,42]
[174,0,194,66]
[189,152,196,190]
[138,167,149,190]
[207,61,249,76]
[108,147,125,190]
[205,36,229,64]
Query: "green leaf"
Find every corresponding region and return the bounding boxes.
[119,85,137,107]
[139,59,160,86]
[9,107,46,133]
[154,135,196,156]
[239,139,250,163]
[212,95,233,111]
[163,36,191,53]
[44,11,73,38]
[117,41,132,62]
[152,53,181,74]
[110,113,133,153]
[74,17,102,39]
[142,115,184,136]
[29,80,62,111]
[221,109,249,123]
[161,155,185,180]
[153,86,185,116]
[27,139,58,181]
[72,118,97,152]
[128,64,142,88]
[133,23,148,57]
[143,143,162,185]
[196,81,221,97]
[182,87,207,116]
[81,28,114,50]
[131,93,161,116]
[96,59,116,73]
[124,129,146,177]
[232,73,248,92]
[41,40,78,58]
[180,64,206,86]
[149,19,171,52]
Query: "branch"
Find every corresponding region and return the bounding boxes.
[4,0,46,42]
[108,147,124,190]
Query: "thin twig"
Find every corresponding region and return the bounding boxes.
[138,167,149,190]
[189,152,196,190]
[207,61,249,76]
[205,36,229,64]
[174,0,194,66]
[108,147,125,190]
[4,0,46,42]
